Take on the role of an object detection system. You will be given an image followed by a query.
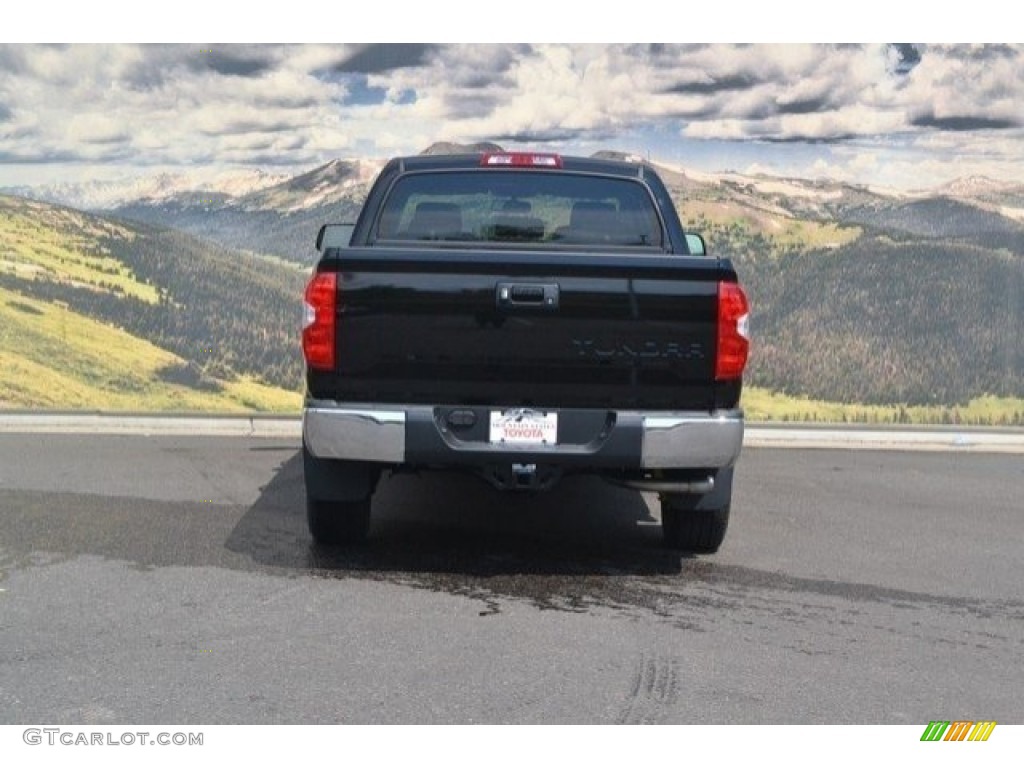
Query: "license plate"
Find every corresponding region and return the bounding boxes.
[489,409,557,445]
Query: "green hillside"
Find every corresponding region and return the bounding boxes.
[1,196,157,302]
[0,285,298,410]
[742,233,1022,406]
[0,195,302,412]
[744,387,1024,426]
[677,196,862,258]
[668,184,1024,423]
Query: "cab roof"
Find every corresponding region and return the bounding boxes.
[388,152,653,180]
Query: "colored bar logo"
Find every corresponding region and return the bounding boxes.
[921,721,996,741]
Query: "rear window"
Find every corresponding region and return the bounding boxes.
[375,171,664,248]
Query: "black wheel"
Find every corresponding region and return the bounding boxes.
[306,495,371,546]
[661,497,730,553]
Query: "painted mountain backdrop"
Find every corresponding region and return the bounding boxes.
[1,144,1021,421]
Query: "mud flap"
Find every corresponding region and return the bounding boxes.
[302,443,379,502]
[659,466,734,510]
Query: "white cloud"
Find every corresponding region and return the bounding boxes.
[66,113,130,144]
[1,43,1021,190]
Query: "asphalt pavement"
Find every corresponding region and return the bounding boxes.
[1,433,1021,723]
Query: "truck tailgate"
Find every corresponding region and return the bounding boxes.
[307,247,733,411]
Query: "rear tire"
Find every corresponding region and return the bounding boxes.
[661,497,730,553]
[303,442,377,545]
[306,496,371,546]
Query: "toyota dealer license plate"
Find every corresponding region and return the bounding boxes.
[489,409,558,445]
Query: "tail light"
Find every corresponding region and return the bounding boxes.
[302,272,337,370]
[715,281,750,381]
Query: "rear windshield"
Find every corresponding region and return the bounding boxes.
[375,170,664,248]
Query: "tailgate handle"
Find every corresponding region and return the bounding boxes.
[496,282,559,310]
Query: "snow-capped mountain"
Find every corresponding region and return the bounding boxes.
[932,175,1022,200]
[0,168,291,211]
[99,158,383,265]
[234,159,384,214]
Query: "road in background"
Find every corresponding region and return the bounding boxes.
[2,413,1023,453]
[1,434,1021,723]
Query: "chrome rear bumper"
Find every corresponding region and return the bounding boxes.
[303,401,743,471]
[303,405,745,473]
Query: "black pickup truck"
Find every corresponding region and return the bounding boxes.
[302,151,749,552]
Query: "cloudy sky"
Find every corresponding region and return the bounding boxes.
[1,43,1022,190]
